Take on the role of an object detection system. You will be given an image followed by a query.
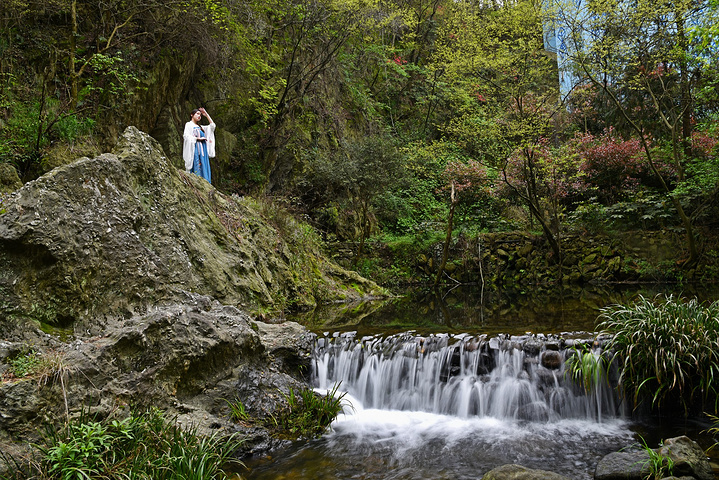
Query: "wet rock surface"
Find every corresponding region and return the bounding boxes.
[481,464,572,480]
[659,436,715,480]
[594,436,713,480]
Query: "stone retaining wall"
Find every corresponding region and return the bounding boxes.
[412,229,716,286]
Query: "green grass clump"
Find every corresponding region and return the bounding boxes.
[224,398,250,422]
[565,345,610,394]
[634,437,675,480]
[599,295,719,415]
[272,384,347,439]
[10,408,243,480]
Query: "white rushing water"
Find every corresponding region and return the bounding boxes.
[319,393,634,480]
[313,331,623,422]
[245,331,637,480]
[300,331,634,480]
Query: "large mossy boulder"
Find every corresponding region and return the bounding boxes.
[0,127,381,335]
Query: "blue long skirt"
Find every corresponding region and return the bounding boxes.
[191,140,212,184]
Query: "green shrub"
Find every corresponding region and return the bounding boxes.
[599,295,719,415]
[567,200,611,234]
[25,408,243,480]
[271,384,347,439]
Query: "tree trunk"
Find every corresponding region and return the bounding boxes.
[352,199,370,268]
[69,0,78,108]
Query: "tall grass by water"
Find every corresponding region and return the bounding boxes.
[598,295,719,415]
[2,408,243,480]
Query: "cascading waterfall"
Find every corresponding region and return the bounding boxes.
[313,331,624,423]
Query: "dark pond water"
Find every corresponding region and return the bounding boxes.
[240,284,719,480]
[292,283,719,336]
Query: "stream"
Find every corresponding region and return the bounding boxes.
[242,284,719,480]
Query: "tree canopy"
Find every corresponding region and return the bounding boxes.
[1,0,718,268]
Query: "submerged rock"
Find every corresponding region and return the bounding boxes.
[481,464,572,480]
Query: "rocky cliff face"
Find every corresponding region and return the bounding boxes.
[0,297,315,464]
[0,127,383,466]
[0,126,381,336]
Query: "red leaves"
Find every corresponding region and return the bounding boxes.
[690,131,719,158]
[438,159,493,200]
[388,55,407,65]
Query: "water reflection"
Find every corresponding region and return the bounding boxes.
[291,283,719,336]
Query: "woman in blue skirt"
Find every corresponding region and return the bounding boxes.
[182,107,216,184]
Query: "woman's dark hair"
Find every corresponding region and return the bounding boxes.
[191,108,201,117]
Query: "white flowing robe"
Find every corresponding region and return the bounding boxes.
[182,121,216,171]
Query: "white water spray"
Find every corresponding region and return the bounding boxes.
[313,331,623,422]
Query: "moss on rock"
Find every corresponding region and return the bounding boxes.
[0,127,382,332]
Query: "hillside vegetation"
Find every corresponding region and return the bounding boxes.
[2,0,718,284]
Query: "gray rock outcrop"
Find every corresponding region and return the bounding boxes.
[0,299,314,461]
[0,126,382,336]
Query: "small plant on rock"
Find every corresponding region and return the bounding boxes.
[565,344,610,394]
[271,383,348,439]
[638,437,675,480]
[224,397,250,422]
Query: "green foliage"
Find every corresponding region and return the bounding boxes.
[707,414,719,454]
[224,398,249,422]
[565,345,609,394]
[0,193,9,214]
[271,384,347,439]
[0,94,96,179]
[636,437,675,480]
[567,200,611,234]
[30,408,243,480]
[6,349,46,379]
[599,295,719,415]
[3,348,71,385]
[305,134,407,253]
[83,53,141,100]
[2,0,717,258]
[0,98,44,163]
[54,115,96,144]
